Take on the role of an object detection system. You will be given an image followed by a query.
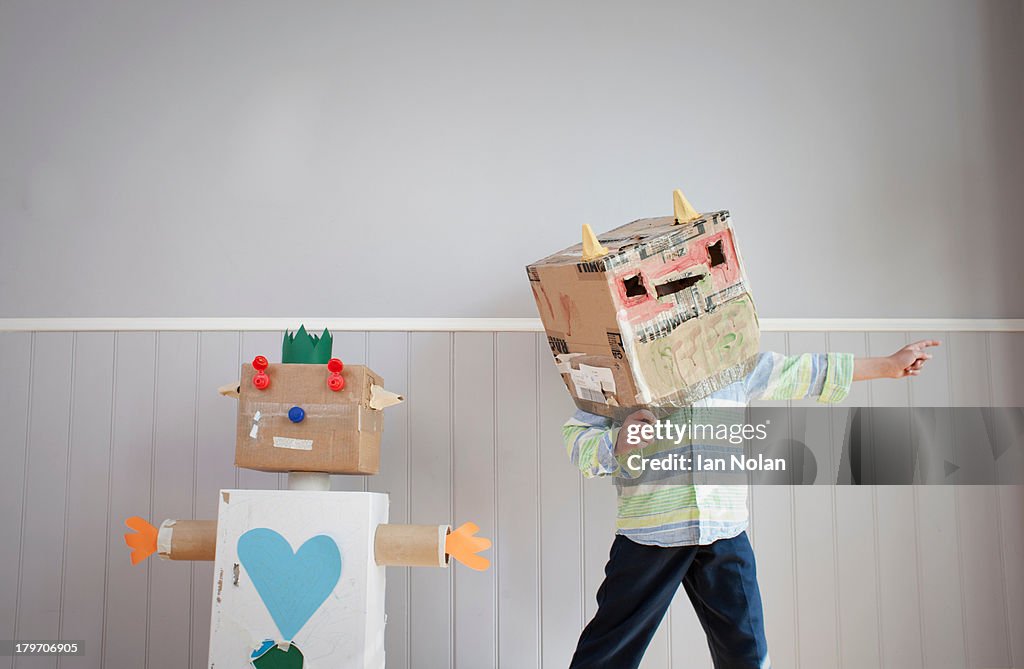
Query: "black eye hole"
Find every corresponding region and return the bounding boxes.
[708,240,727,267]
[655,274,704,298]
[622,274,648,298]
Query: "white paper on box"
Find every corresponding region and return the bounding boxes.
[579,364,616,392]
[208,489,389,669]
[272,436,314,451]
[570,364,617,404]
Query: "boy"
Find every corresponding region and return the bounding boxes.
[564,340,939,669]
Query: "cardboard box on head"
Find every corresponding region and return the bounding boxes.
[526,189,760,419]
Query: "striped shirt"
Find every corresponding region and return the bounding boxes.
[563,351,855,547]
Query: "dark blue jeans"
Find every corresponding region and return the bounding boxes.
[570,532,770,669]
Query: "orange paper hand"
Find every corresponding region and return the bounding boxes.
[124,516,158,565]
[445,522,492,571]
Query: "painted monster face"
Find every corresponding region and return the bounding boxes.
[527,198,759,418]
[236,360,384,474]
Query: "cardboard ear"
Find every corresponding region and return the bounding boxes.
[217,381,240,398]
[369,385,404,410]
[673,188,700,224]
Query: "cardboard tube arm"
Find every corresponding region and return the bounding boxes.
[374,523,450,568]
[157,519,217,561]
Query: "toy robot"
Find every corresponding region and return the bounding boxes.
[124,326,491,668]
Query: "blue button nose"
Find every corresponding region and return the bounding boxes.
[288,406,305,423]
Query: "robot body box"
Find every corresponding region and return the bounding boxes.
[208,489,388,669]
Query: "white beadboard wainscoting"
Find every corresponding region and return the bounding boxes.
[1,324,1022,669]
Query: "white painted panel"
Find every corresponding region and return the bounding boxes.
[948,332,1012,669]
[991,334,1024,665]
[958,485,1013,669]
[827,332,883,669]
[907,331,968,669]
[0,333,32,648]
[147,333,199,669]
[59,333,115,669]
[998,484,1024,668]
[407,333,453,669]
[0,326,1021,669]
[102,333,157,669]
[15,332,73,669]
[452,333,497,668]
[989,332,1024,407]
[948,332,993,408]
[495,333,540,669]
[867,332,924,669]
[787,332,840,669]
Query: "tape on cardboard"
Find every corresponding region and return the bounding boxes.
[273,436,314,451]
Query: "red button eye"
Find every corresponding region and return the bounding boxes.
[327,358,344,373]
[253,371,270,390]
[251,355,271,389]
[327,374,345,392]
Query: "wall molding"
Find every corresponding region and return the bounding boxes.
[0,317,1022,333]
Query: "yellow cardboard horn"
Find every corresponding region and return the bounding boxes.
[673,189,700,224]
[581,224,609,262]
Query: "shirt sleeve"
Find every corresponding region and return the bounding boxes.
[562,409,638,479]
[745,351,854,403]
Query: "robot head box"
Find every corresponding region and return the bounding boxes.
[235,326,404,475]
[526,189,760,419]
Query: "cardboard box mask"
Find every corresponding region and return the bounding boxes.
[526,190,760,417]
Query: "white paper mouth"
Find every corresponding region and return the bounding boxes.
[272,436,314,451]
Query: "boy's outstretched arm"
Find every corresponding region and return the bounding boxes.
[746,339,941,403]
[853,339,940,380]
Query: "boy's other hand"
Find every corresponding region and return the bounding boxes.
[887,339,941,378]
[615,409,657,455]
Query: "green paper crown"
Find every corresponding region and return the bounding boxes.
[281,325,334,364]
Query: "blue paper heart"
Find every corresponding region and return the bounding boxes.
[237,528,342,641]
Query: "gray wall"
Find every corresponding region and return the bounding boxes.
[2,327,1023,669]
[2,0,1023,319]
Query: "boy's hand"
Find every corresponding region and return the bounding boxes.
[853,340,941,381]
[887,339,941,377]
[615,409,657,455]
